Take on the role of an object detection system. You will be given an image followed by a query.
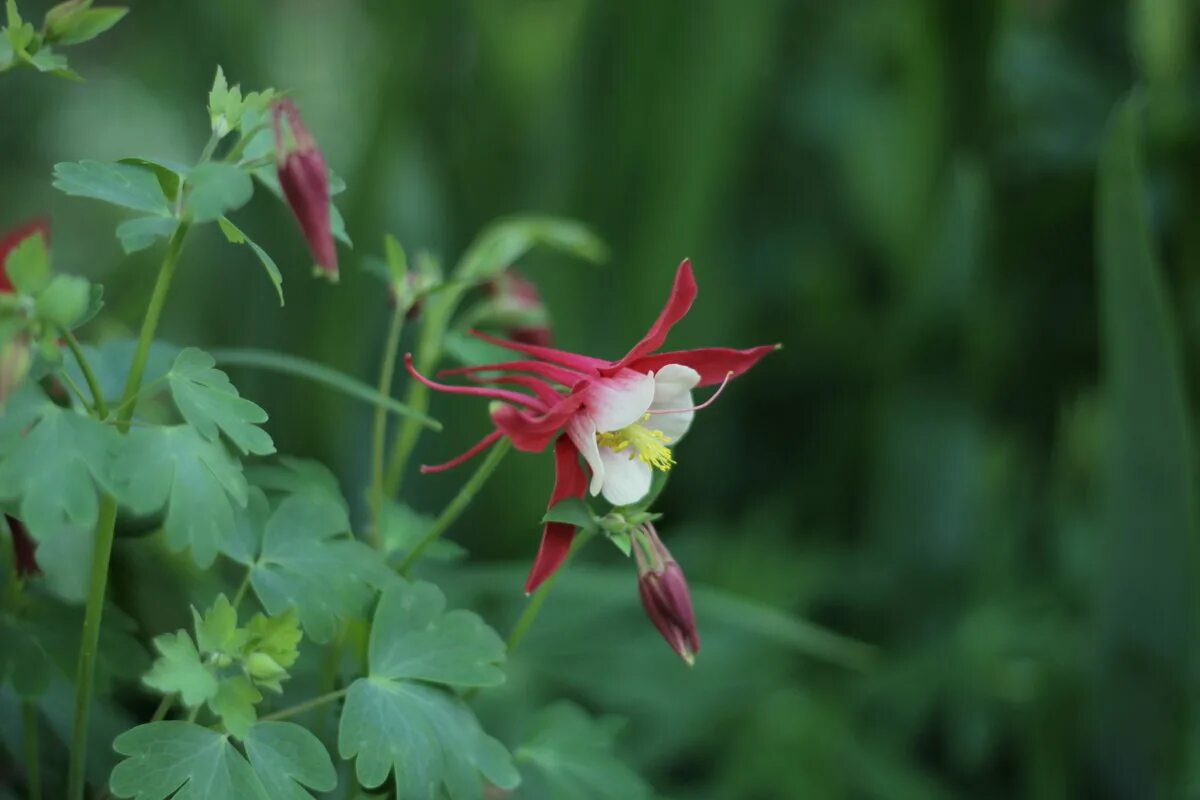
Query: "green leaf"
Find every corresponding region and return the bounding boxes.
[48,5,127,45]
[116,215,179,254]
[218,217,284,306]
[185,162,254,223]
[211,675,261,739]
[379,499,465,563]
[167,348,275,456]
[541,497,596,530]
[3,229,50,294]
[455,216,607,282]
[210,348,442,429]
[111,425,248,568]
[143,631,218,707]
[516,702,653,800]
[118,156,187,203]
[234,493,392,643]
[244,721,337,799]
[193,594,246,659]
[243,608,301,672]
[34,273,90,328]
[110,722,270,800]
[0,384,116,539]
[0,615,54,697]
[384,233,407,285]
[338,580,516,797]
[52,160,171,214]
[1094,97,1198,790]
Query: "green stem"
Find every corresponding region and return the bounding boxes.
[23,701,40,800]
[369,306,406,548]
[260,687,350,722]
[231,568,252,609]
[382,287,463,496]
[149,694,175,723]
[397,438,511,576]
[67,224,190,800]
[507,529,594,656]
[63,330,108,418]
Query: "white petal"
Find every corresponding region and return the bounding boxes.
[649,364,700,441]
[585,369,655,432]
[567,415,605,496]
[598,447,653,506]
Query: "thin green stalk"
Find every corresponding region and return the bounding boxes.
[507,529,594,656]
[260,687,349,722]
[397,438,511,576]
[67,224,190,800]
[149,694,175,723]
[383,287,463,496]
[369,306,406,548]
[62,330,108,417]
[56,369,92,413]
[23,701,40,800]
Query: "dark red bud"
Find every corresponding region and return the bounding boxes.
[7,516,40,577]
[487,269,553,345]
[272,100,338,280]
[634,525,700,665]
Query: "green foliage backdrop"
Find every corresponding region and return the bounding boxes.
[4,0,1200,797]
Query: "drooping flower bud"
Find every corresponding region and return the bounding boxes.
[272,99,338,281]
[6,516,40,578]
[486,269,552,346]
[634,523,700,665]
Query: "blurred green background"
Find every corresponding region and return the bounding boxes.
[5,0,1200,797]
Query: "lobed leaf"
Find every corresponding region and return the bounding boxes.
[167,347,275,456]
[52,159,171,215]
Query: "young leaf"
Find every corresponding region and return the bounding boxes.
[455,216,607,283]
[211,675,261,739]
[3,228,50,294]
[338,580,517,797]
[541,497,596,530]
[234,493,392,643]
[243,721,338,799]
[218,216,284,306]
[143,631,218,707]
[52,160,171,214]
[516,702,653,800]
[0,384,116,540]
[118,156,187,203]
[167,348,275,456]
[193,594,246,659]
[33,273,91,328]
[47,5,127,45]
[110,722,270,800]
[111,425,249,568]
[116,215,179,254]
[185,163,253,223]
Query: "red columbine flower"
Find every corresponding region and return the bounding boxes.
[487,269,552,347]
[272,99,338,280]
[405,259,776,592]
[634,523,699,665]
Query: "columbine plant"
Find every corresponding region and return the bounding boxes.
[0,16,782,800]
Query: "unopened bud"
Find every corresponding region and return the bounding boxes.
[487,269,552,346]
[0,337,31,407]
[272,100,338,281]
[634,524,700,665]
[245,651,287,683]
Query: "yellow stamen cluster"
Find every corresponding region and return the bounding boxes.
[596,415,675,471]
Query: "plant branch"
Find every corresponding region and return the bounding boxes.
[62,330,108,418]
[67,224,190,800]
[260,687,350,722]
[369,305,405,548]
[397,437,511,576]
[23,701,40,800]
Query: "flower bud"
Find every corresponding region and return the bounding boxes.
[487,269,552,346]
[634,524,700,665]
[245,651,288,683]
[0,336,30,407]
[272,100,338,281]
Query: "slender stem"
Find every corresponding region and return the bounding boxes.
[231,568,252,609]
[260,687,349,722]
[397,438,511,576]
[22,701,40,800]
[369,306,406,548]
[383,287,463,496]
[67,224,190,800]
[56,369,92,413]
[464,530,594,703]
[62,330,108,418]
[197,130,221,167]
[507,529,594,656]
[186,705,199,724]
[149,694,175,723]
